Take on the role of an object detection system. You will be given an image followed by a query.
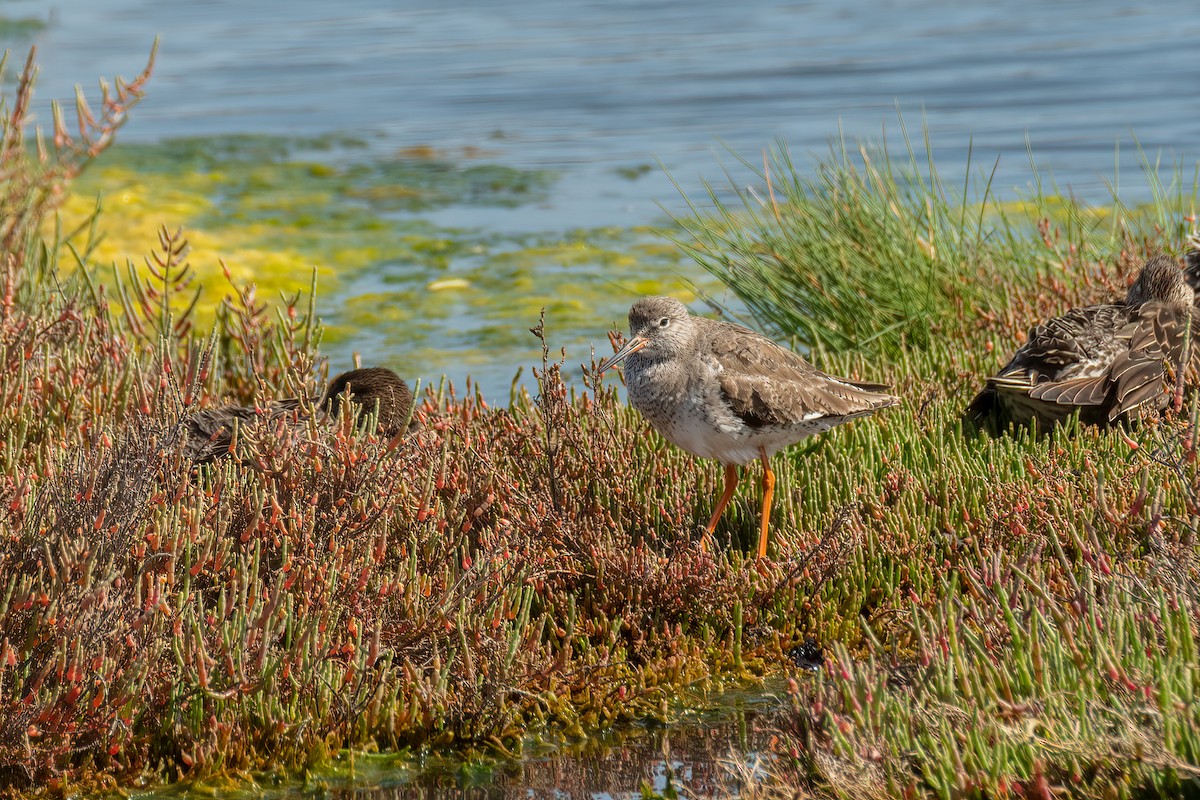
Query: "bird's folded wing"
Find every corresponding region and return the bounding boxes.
[1125,303,1200,364]
[1107,351,1168,420]
[1184,234,1200,295]
[184,399,305,463]
[1000,305,1129,378]
[705,322,894,427]
[1106,303,1200,419]
[1026,374,1112,407]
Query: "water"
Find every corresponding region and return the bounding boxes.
[6,1,1200,399]
[19,0,1199,216]
[309,682,783,798]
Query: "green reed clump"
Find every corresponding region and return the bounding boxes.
[668,131,1003,357]
[669,127,1198,365]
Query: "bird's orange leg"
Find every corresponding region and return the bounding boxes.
[703,463,739,552]
[757,447,775,560]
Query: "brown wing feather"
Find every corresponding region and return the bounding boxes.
[1020,304,1200,423]
[1028,375,1112,407]
[1107,303,1200,419]
[999,304,1132,381]
[1184,235,1200,296]
[969,261,1200,432]
[1130,303,1200,363]
[184,398,305,463]
[700,319,897,427]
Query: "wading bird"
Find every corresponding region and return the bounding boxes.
[599,296,897,559]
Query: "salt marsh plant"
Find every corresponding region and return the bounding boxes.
[0,44,154,277]
[3,48,1200,800]
[0,50,772,785]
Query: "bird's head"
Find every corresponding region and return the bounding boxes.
[598,296,695,373]
[1127,254,1193,307]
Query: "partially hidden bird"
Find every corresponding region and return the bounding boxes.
[966,253,1199,432]
[599,296,898,559]
[184,366,415,464]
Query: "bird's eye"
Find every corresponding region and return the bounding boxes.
[658,317,670,328]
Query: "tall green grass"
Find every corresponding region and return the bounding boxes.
[668,124,1199,364]
[666,128,1004,357]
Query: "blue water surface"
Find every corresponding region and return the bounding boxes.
[6,0,1200,396]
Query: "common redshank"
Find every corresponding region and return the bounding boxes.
[185,366,415,463]
[966,253,1198,431]
[599,296,898,559]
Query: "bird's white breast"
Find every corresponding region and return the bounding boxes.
[625,353,826,466]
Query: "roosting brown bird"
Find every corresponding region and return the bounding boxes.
[966,254,1199,432]
[184,366,415,464]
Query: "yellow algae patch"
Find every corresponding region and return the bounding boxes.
[989,195,1116,223]
[427,278,471,291]
[55,171,343,324]
[395,144,439,160]
[347,185,425,203]
[39,137,713,390]
[61,170,213,229]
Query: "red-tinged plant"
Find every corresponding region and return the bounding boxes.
[0,44,154,288]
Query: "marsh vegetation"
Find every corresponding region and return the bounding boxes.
[1,50,1199,799]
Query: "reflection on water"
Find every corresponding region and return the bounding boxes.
[3,0,1199,399]
[325,686,783,799]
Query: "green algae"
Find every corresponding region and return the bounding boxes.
[73,134,551,224]
[120,678,784,799]
[615,163,655,181]
[61,135,708,389]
